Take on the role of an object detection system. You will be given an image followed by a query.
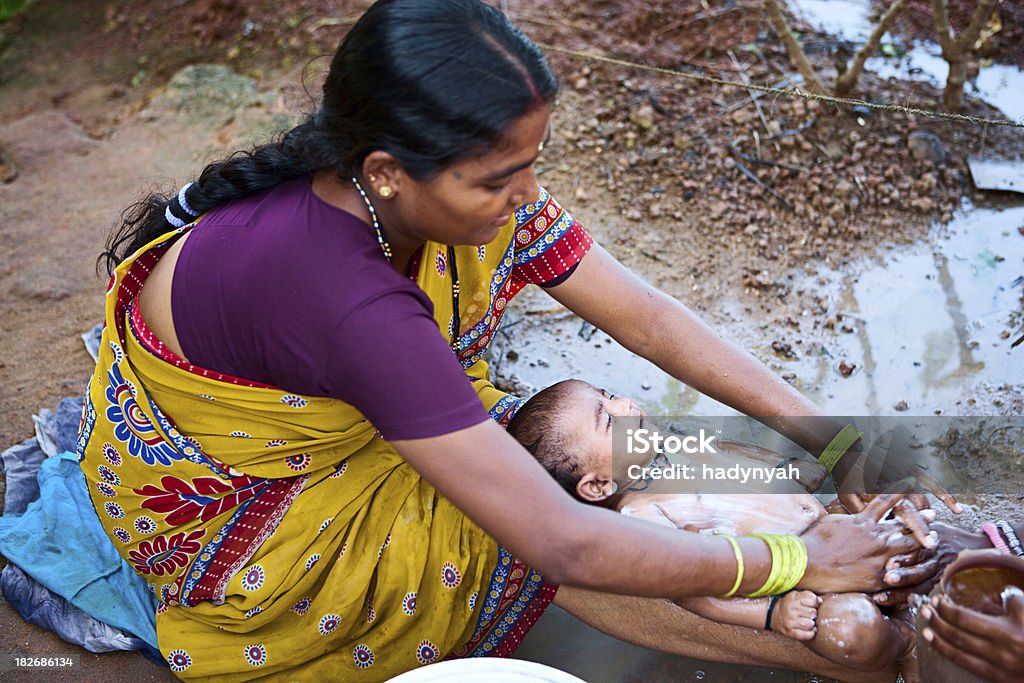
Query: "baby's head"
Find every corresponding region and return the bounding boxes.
[507,379,650,503]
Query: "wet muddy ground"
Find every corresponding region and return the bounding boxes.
[1,0,1023,680]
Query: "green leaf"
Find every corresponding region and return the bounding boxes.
[0,0,29,22]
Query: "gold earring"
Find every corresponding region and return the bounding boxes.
[378,186,394,199]
[368,174,378,182]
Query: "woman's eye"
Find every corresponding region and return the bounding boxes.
[484,180,511,192]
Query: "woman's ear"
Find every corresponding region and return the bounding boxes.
[361,151,408,199]
[576,472,617,503]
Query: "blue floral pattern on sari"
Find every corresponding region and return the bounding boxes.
[105,364,182,466]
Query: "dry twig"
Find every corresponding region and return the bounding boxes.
[835,0,911,96]
[762,0,826,94]
[931,0,998,108]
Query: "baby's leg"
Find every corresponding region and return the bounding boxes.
[807,593,915,672]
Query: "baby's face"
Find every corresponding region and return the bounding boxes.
[559,380,652,490]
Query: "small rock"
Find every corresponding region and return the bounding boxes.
[999,329,1011,339]
[834,179,855,198]
[573,77,589,90]
[641,382,652,391]
[771,340,796,358]
[709,201,729,219]
[907,130,946,164]
[631,104,655,130]
[731,108,754,124]
[894,400,909,411]
[838,360,856,377]
[0,158,16,183]
[624,208,643,221]
[505,350,519,362]
[782,372,797,383]
[910,197,934,213]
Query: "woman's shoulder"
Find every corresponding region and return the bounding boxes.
[188,175,416,303]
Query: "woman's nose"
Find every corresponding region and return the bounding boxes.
[510,167,541,207]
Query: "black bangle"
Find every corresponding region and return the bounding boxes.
[765,594,783,630]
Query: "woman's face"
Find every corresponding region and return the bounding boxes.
[380,104,552,248]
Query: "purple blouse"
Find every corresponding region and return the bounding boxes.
[171,176,490,440]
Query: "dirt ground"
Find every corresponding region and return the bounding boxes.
[1,0,1023,680]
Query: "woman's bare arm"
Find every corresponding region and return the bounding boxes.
[393,419,925,598]
[546,244,822,421]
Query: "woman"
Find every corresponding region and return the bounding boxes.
[80,0,932,679]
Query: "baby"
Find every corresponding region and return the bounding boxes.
[507,379,916,672]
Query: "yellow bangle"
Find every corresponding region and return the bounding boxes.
[717,534,744,598]
[818,424,863,473]
[746,534,808,598]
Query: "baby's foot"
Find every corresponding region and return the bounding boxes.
[772,590,821,641]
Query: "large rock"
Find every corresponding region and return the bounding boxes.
[141,64,301,148]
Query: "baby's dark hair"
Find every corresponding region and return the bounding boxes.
[507,380,585,498]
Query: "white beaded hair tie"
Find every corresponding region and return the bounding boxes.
[178,182,199,217]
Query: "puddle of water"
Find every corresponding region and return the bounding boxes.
[791,202,1024,415]
[491,202,1024,418]
[488,303,733,416]
[789,0,1024,123]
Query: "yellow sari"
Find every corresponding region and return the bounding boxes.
[77,187,591,680]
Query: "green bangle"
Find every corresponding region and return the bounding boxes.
[818,424,863,472]
[746,534,807,598]
[717,534,744,598]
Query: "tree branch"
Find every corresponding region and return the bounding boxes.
[762,0,826,94]
[931,0,955,57]
[835,0,911,95]
[955,0,997,53]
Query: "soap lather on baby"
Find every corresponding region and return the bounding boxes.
[506,379,917,670]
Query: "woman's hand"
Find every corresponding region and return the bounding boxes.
[798,494,938,594]
[922,582,1024,682]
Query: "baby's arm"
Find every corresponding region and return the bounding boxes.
[675,590,820,641]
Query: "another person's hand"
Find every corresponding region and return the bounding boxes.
[833,428,961,515]
[799,494,939,595]
[922,584,1024,682]
[772,590,820,641]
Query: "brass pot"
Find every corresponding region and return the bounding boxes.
[916,549,1024,682]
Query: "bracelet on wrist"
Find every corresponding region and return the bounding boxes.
[995,520,1024,558]
[818,425,863,473]
[765,593,783,631]
[716,534,744,598]
[982,522,1012,554]
[746,534,807,598]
